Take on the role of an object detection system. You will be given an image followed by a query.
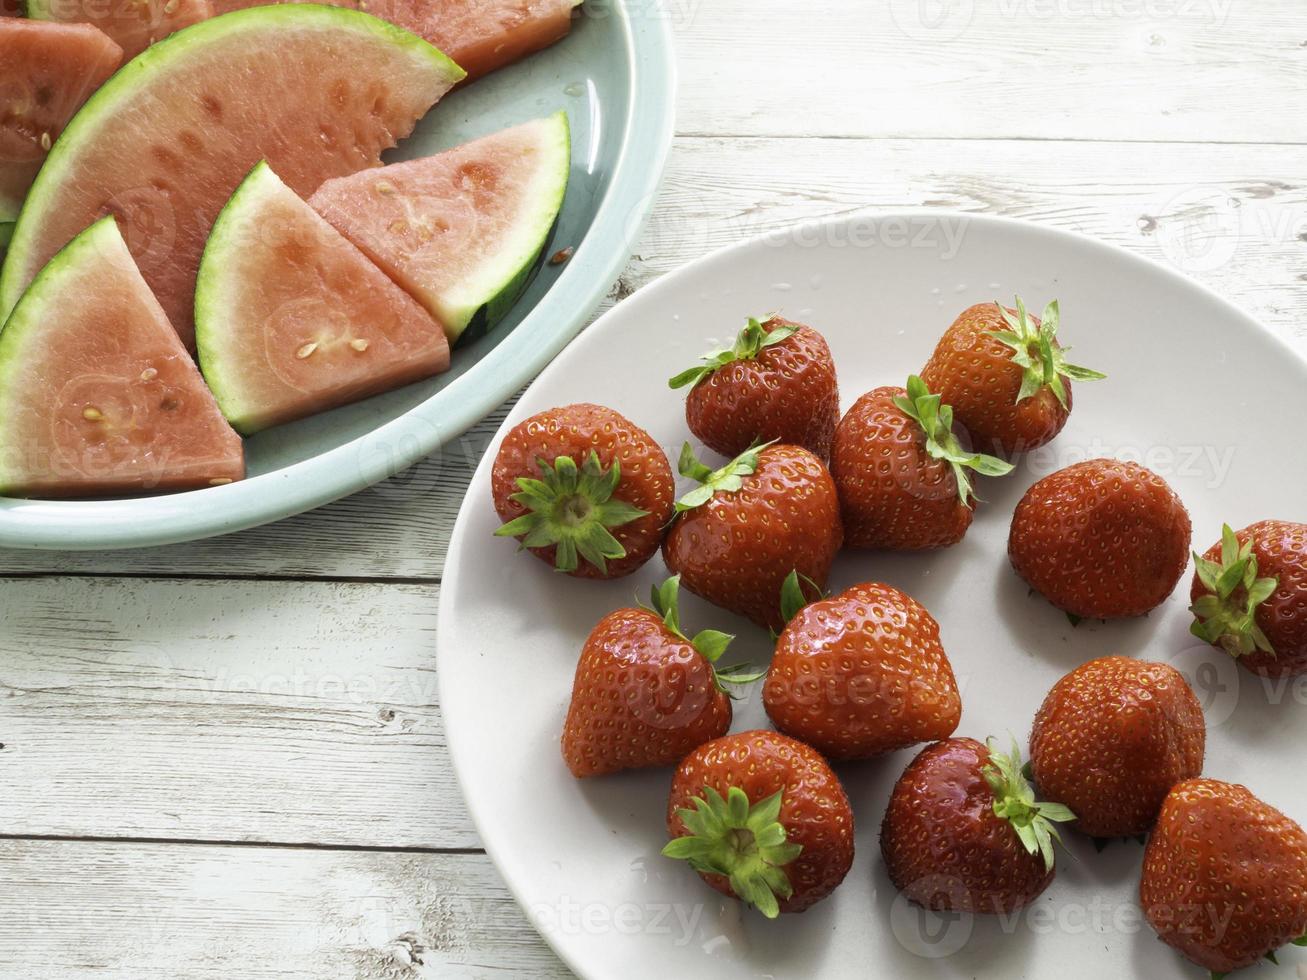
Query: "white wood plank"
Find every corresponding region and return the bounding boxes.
[0,577,479,849]
[673,0,1307,142]
[0,840,568,979]
[2,135,1304,579]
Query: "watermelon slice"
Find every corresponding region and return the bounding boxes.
[309,112,571,344]
[209,0,580,80]
[25,0,211,60]
[0,20,123,224]
[0,217,244,498]
[195,162,451,435]
[0,6,465,352]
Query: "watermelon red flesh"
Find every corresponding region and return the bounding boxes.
[0,6,465,352]
[209,0,577,80]
[25,0,212,60]
[0,20,123,223]
[195,162,450,435]
[0,216,244,498]
[309,112,570,342]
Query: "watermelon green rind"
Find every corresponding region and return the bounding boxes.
[0,4,467,322]
[193,160,272,433]
[443,110,571,340]
[0,216,109,487]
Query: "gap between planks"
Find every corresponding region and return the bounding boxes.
[0,831,481,855]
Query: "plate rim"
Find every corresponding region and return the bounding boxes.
[436,207,1307,979]
[0,2,678,551]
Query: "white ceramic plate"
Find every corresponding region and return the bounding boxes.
[438,211,1307,979]
[0,1,675,549]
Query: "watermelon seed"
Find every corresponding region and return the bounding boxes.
[82,407,104,422]
[549,247,574,266]
[350,339,370,352]
[209,478,234,486]
[140,367,159,382]
[388,220,407,234]
[296,342,319,359]
[40,132,51,152]
[160,398,179,411]
[164,0,178,11]
[374,181,395,196]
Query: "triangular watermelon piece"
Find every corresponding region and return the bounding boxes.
[0,20,123,224]
[0,217,244,498]
[0,6,466,352]
[208,0,579,80]
[309,112,571,344]
[195,162,451,435]
[25,0,211,60]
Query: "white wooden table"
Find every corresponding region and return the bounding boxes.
[3,3,1306,976]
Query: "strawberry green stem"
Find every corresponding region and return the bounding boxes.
[662,786,802,919]
[1190,524,1279,659]
[983,737,1075,872]
[643,576,765,693]
[893,375,1014,506]
[668,316,797,390]
[494,451,648,574]
[990,296,1105,408]
[674,441,774,513]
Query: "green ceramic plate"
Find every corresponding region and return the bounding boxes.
[0,0,676,549]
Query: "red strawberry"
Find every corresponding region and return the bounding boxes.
[1029,656,1205,838]
[669,316,839,460]
[830,375,1013,550]
[661,442,842,631]
[920,298,1104,456]
[561,576,761,778]
[1009,458,1191,619]
[1141,779,1307,974]
[491,403,674,578]
[663,730,854,917]
[764,577,962,760]
[881,737,1075,914]
[1190,520,1307,677]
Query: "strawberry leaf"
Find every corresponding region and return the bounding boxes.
[1188,524,1280,661]
[662,786,801,920]
[640,576,762,695]
[982,736,1076,872]
[674,441,773,513]
[494,451,648,574]
[988,297,1104,408]
[895,375,1015,506]
[668,316,798,390]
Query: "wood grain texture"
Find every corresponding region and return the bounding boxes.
[4,135,1303,579]
[673,0,1307,142]
[0,840,567,979]
[0,577,478,849]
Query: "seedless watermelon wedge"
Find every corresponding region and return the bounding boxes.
[25,0,212,60]
[0,5,465,351]
[0,217,244,498]
[309,111,571,344]
[0,19,123,224]
[196,162,451,435]
[208,0,580,80]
